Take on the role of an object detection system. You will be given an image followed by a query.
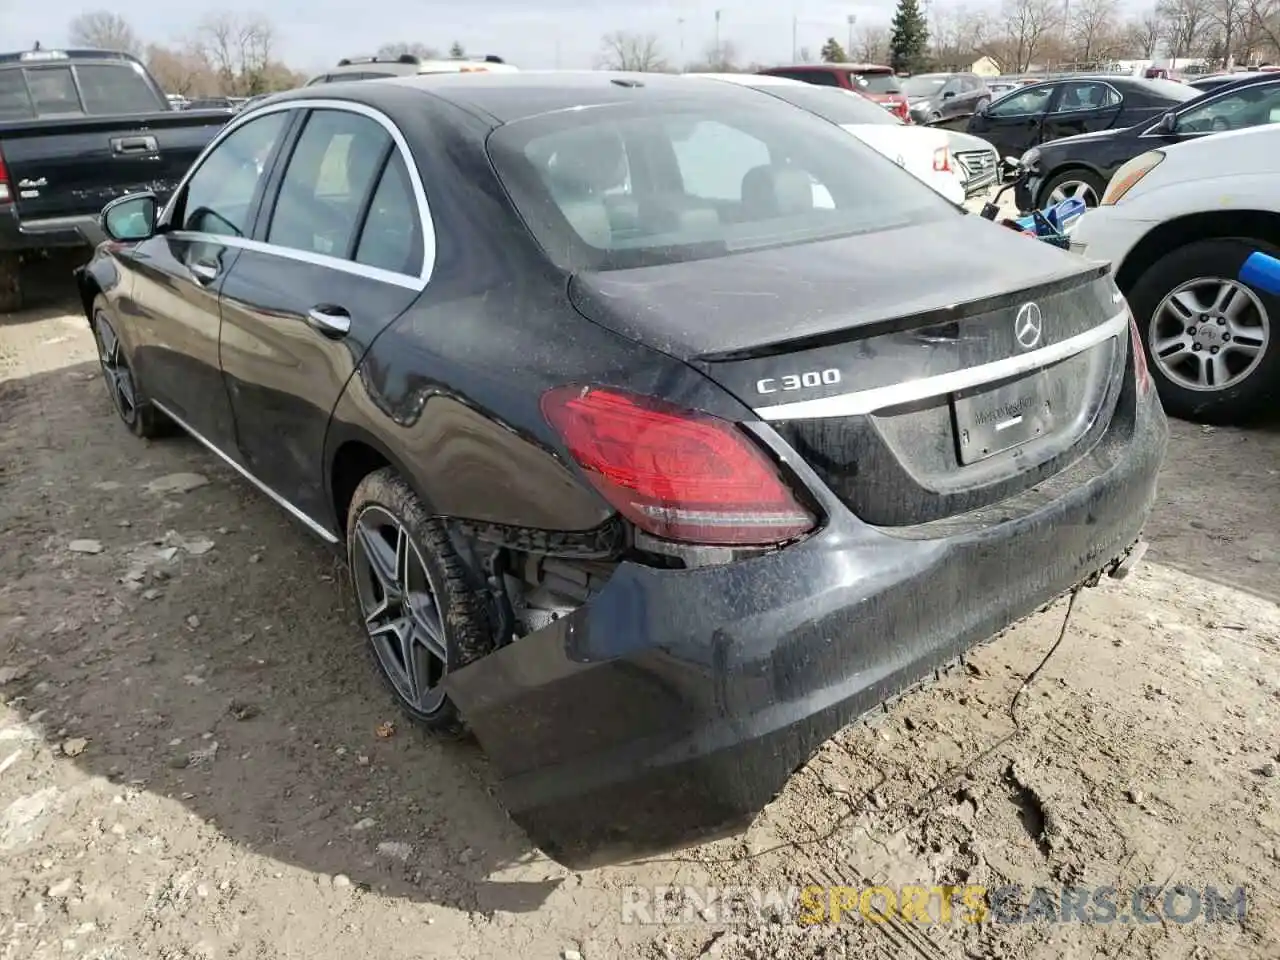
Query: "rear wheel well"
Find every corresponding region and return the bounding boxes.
[1114,209,1280,293]
[78,272,101,322]
[330,441,390,533]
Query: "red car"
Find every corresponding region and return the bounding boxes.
[756,63,911,121]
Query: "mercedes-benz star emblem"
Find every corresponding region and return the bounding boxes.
[1014,302,1044,350]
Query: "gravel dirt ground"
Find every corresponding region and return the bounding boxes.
[2,247,1279,960]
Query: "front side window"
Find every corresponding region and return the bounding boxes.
[1175,82,1280,133]
[487,98,954,272]
[987,85,1054,117]
[901,75,946,98]
[267,109,391,258]
[180,111,289,236]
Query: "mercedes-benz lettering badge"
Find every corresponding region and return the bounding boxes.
[1014,302,1044,350]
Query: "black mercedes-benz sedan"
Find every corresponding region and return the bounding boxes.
[75,71,1167,868]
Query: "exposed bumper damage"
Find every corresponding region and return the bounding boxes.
[444,376,1169,870]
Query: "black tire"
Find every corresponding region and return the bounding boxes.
[1126,238,1280,424]
[345,467,494,738]
[90,297,171,438]
[1036,168,1106,210]
[0,252,23,313]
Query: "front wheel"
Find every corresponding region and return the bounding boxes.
[346,467,495,738]
[1126,238,1279,423]
[0,253,23,313]
[91,298,170,438]
[1038,169,1106,210]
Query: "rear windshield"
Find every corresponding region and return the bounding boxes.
[487,98,953,272]
[901,75,948,97]
[0,62,163,120]
[1139,78,1200,102]
[757,83,901,126]
[852,72,902,94]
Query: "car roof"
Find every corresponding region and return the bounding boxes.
[374,69,770,123]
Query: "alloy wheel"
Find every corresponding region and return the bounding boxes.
[1046,180,1099,207]
[1149,276,1270,392]
[92,312,138,425]
[350,505,450,714]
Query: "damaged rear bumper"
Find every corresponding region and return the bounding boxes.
[444,378,1168,869]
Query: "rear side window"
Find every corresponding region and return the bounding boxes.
[354,150,424,274]
[854,72,902,94]
[0,70,33,121]
[75,63,164,114]
[268,109,391,258]
[25,66,81,116]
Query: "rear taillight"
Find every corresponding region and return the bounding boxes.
[0,148,9,203]
[1129,316,1152,396]
[932,147,951,172]
[540,385,817,546]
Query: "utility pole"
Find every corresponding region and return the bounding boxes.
[714,9,722,60]
[678,17,685,62]
[847,14,856,57]
[792,16,798,61]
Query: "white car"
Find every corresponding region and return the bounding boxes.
[1071,123,1280,422]
[688,73,968,204]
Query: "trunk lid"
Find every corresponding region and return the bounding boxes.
[568,215,1129,527]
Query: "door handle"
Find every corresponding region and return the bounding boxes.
[305,305,351,338]
[189,260,219,283]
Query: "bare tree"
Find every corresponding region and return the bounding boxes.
[797,45,814,62]
[68,11,141,55]
[597,31,668,71]
[1070,0,1121,61]
[1208,0,1247,63]
[376,42,440,60]
[690,39,741,72]
[1158,0,1213,57]
[854,24,891,62]
[145,43,213,96]
[998,0,1060,71]
[196,14,278,95]
[1124,10,1164,56]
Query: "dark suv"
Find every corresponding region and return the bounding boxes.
[758,63,910,121]
[902,72,991,125]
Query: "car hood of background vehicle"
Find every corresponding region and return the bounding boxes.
[568,214,1097,359]
[841,123,949,160]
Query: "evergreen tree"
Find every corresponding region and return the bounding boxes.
[888,0,928,73]
[820,38,848,63]
[449,40,466,58]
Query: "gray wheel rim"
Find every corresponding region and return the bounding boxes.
[1149,276,1270,392]
[350,505,449,714]
[92,312,137,424]
[1047,180,1099,207]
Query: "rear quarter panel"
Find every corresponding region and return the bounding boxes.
[323,94,750,535]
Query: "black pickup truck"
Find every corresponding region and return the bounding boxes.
[0,47,232,310]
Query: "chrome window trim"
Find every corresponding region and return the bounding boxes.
[753,309,1129,421]
[158,98,436,289]
[151,399,340,544]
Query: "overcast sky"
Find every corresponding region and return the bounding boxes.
[16,1,921,75]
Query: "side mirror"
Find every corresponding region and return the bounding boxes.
[999,156,1023,183]
[942,90,957,99]
[101,192,158,242]
[1157,110,1177,134]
